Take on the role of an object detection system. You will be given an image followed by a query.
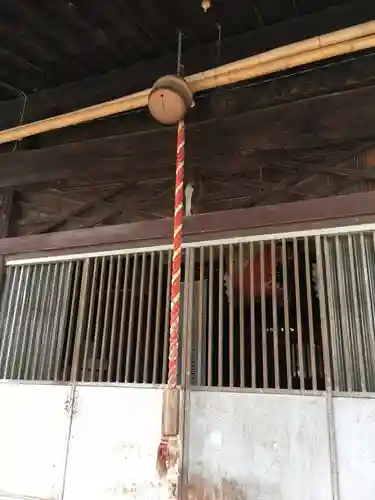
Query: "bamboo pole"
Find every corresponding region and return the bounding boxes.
[190,19,375,79]
[1,21,375,145]
[0,89,150,145]
[189,33,375,92]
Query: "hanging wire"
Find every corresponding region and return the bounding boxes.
[216,23,222,67]
[210,22,223,112]
[0,80,27,153]
[177,30,184,77]
[209,22,223,118]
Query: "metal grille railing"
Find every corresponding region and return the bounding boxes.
[0,261,82,381]
[318,233,375,392]
[1,228,375,393]
[184,232,375,393]
[75,251,173,384]
[0,250,174,384]
[183,239,322,390]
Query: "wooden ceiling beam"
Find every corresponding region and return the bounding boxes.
[0,81,375,190]
[6,47,375,152]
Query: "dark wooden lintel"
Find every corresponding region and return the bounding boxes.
[2,191,375,259]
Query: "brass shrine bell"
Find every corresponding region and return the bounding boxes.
[148,75,193,125]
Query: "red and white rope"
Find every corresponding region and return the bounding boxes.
[168,120,185,388]
[156,120,185,479]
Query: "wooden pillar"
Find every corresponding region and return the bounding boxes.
[0,188,15,294]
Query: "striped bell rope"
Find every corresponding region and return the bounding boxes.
[156,120,185,479]
[168,119,185,389]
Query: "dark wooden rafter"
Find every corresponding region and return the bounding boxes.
[0,21,56,66]
[15,1,88,58]
[0,0,373,126]
[115,1,172,54]
[43,1,135,73]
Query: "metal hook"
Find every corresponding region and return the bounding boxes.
[185,182,194,217]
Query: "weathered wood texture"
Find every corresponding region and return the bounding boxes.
[6,74,375,236]
[0,2,374,237]
[0,188,14,288]
[0,189,14,238]
[0,0,372,153]
[0,0,368,103]
[2,41,375,154]
[12,145,373,237]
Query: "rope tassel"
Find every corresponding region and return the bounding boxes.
[156,120,185,484]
